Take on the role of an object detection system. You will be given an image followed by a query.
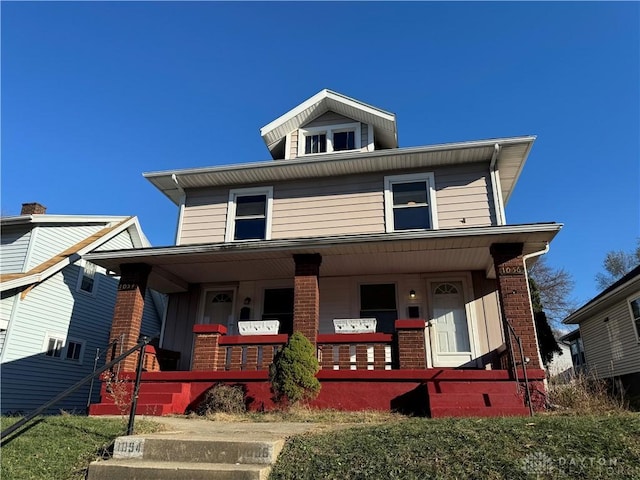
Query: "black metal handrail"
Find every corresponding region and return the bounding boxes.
[505,320,534,417]
[1,335,156,443]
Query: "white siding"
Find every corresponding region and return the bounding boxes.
[0,261,163,414]
[580,299,640,378]
[303,111,354,128]
[0,226,32,273]
[1,294,16,328]
[26,224,105,269]
[95,230,134,251]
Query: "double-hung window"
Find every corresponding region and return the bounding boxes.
[45,336,64,358]
[300,123,361,156]
[77,260,98,295]
[629,295,640,341]
[384,173,438,232]
[65,339,85,363]
[225,187,273,242]
[360,284,398,333]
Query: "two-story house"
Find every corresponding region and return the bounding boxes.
[87,90,562,417]
[0,203,164,413]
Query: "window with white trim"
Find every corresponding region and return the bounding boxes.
[629,295,640,340]
[45,335,64,358]
[77,261,98,295]
[65,339,85,363]
[384,173,438,232]
[299,123,361,156]
[225,187,273,242]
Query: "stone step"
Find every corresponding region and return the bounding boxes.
[87,460,271,480]
[112,436,284,464]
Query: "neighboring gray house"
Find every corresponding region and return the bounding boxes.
[0,203,164,414]
[563,265,640,399]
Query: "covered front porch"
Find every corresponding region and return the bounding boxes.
[86,224,558,416]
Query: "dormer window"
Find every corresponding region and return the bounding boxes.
[299,122,361,156]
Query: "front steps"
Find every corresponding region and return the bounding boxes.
[427,380,530,417]
[89,381,191,416]
[87,432,285,480]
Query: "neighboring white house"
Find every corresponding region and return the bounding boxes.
[0,203,164,414]
[563,265,640,400]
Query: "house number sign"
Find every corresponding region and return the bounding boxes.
[497,265,524,276]
[118,283,138,291]
[113,437,145,459]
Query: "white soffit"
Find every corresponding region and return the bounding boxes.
[144,136,535,206]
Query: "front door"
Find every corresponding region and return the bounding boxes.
[202,290,235,330]
[428,282,474,367]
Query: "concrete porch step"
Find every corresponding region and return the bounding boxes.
[124,436,284,464]
[87,460,271,480]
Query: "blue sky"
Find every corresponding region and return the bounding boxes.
[2,2,638,307]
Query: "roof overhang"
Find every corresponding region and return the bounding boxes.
[0,217,149,293]
[260,89,398,158]
[0,214,131,227]
[563,269,640,325]
[85,223,561,294]
[144,135,535,206]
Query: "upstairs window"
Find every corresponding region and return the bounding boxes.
[300,123,361,156]
[384,173,438,232]
[225,187,273,242]
[305,133,327,154]
[65,339,85,363]
[77,261,98,295]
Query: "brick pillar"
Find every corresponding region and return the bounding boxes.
[192,324,226,371]
[490,243,542,371]
[108,263,151,372]
[293,253,322,346]
[395,320,427,369]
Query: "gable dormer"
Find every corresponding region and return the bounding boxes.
[260,89,398,160]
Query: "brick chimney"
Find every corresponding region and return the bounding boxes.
[21,203,47,215]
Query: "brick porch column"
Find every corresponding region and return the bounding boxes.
[490,243,542,370]
[293,253,322,346]
[395,320,427,369]
[108,263,152,372]
[192,324,227,371]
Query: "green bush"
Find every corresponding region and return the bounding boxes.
[269,332,321,406]
[196,383,247,415]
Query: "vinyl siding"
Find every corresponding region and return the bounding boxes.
[178,164,496,244]
[303,111,354,128]
[580,299,640,378]
[471,271,504,356]
[180,189,228,245]
[1,294,16,328]
[271,175,385,239]
[161,286,200,371]
[95,229,134,251]
[0,226,32,273]
[0,259,162,413]
[26,224,106,269]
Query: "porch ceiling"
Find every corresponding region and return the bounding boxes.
[85,223,561,293]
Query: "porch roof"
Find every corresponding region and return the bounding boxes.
[85,223,562,293]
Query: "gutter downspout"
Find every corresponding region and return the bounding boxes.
[489,144,506,226]
[522,242,551,373]
[172,174,186,246]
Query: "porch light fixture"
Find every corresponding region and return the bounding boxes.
[409,290,416,299]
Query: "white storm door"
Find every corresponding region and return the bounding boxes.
[429,282,473,367]
[202,290,235,329]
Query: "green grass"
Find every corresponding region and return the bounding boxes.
[0,415,161,480]
[269,413,640,480]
